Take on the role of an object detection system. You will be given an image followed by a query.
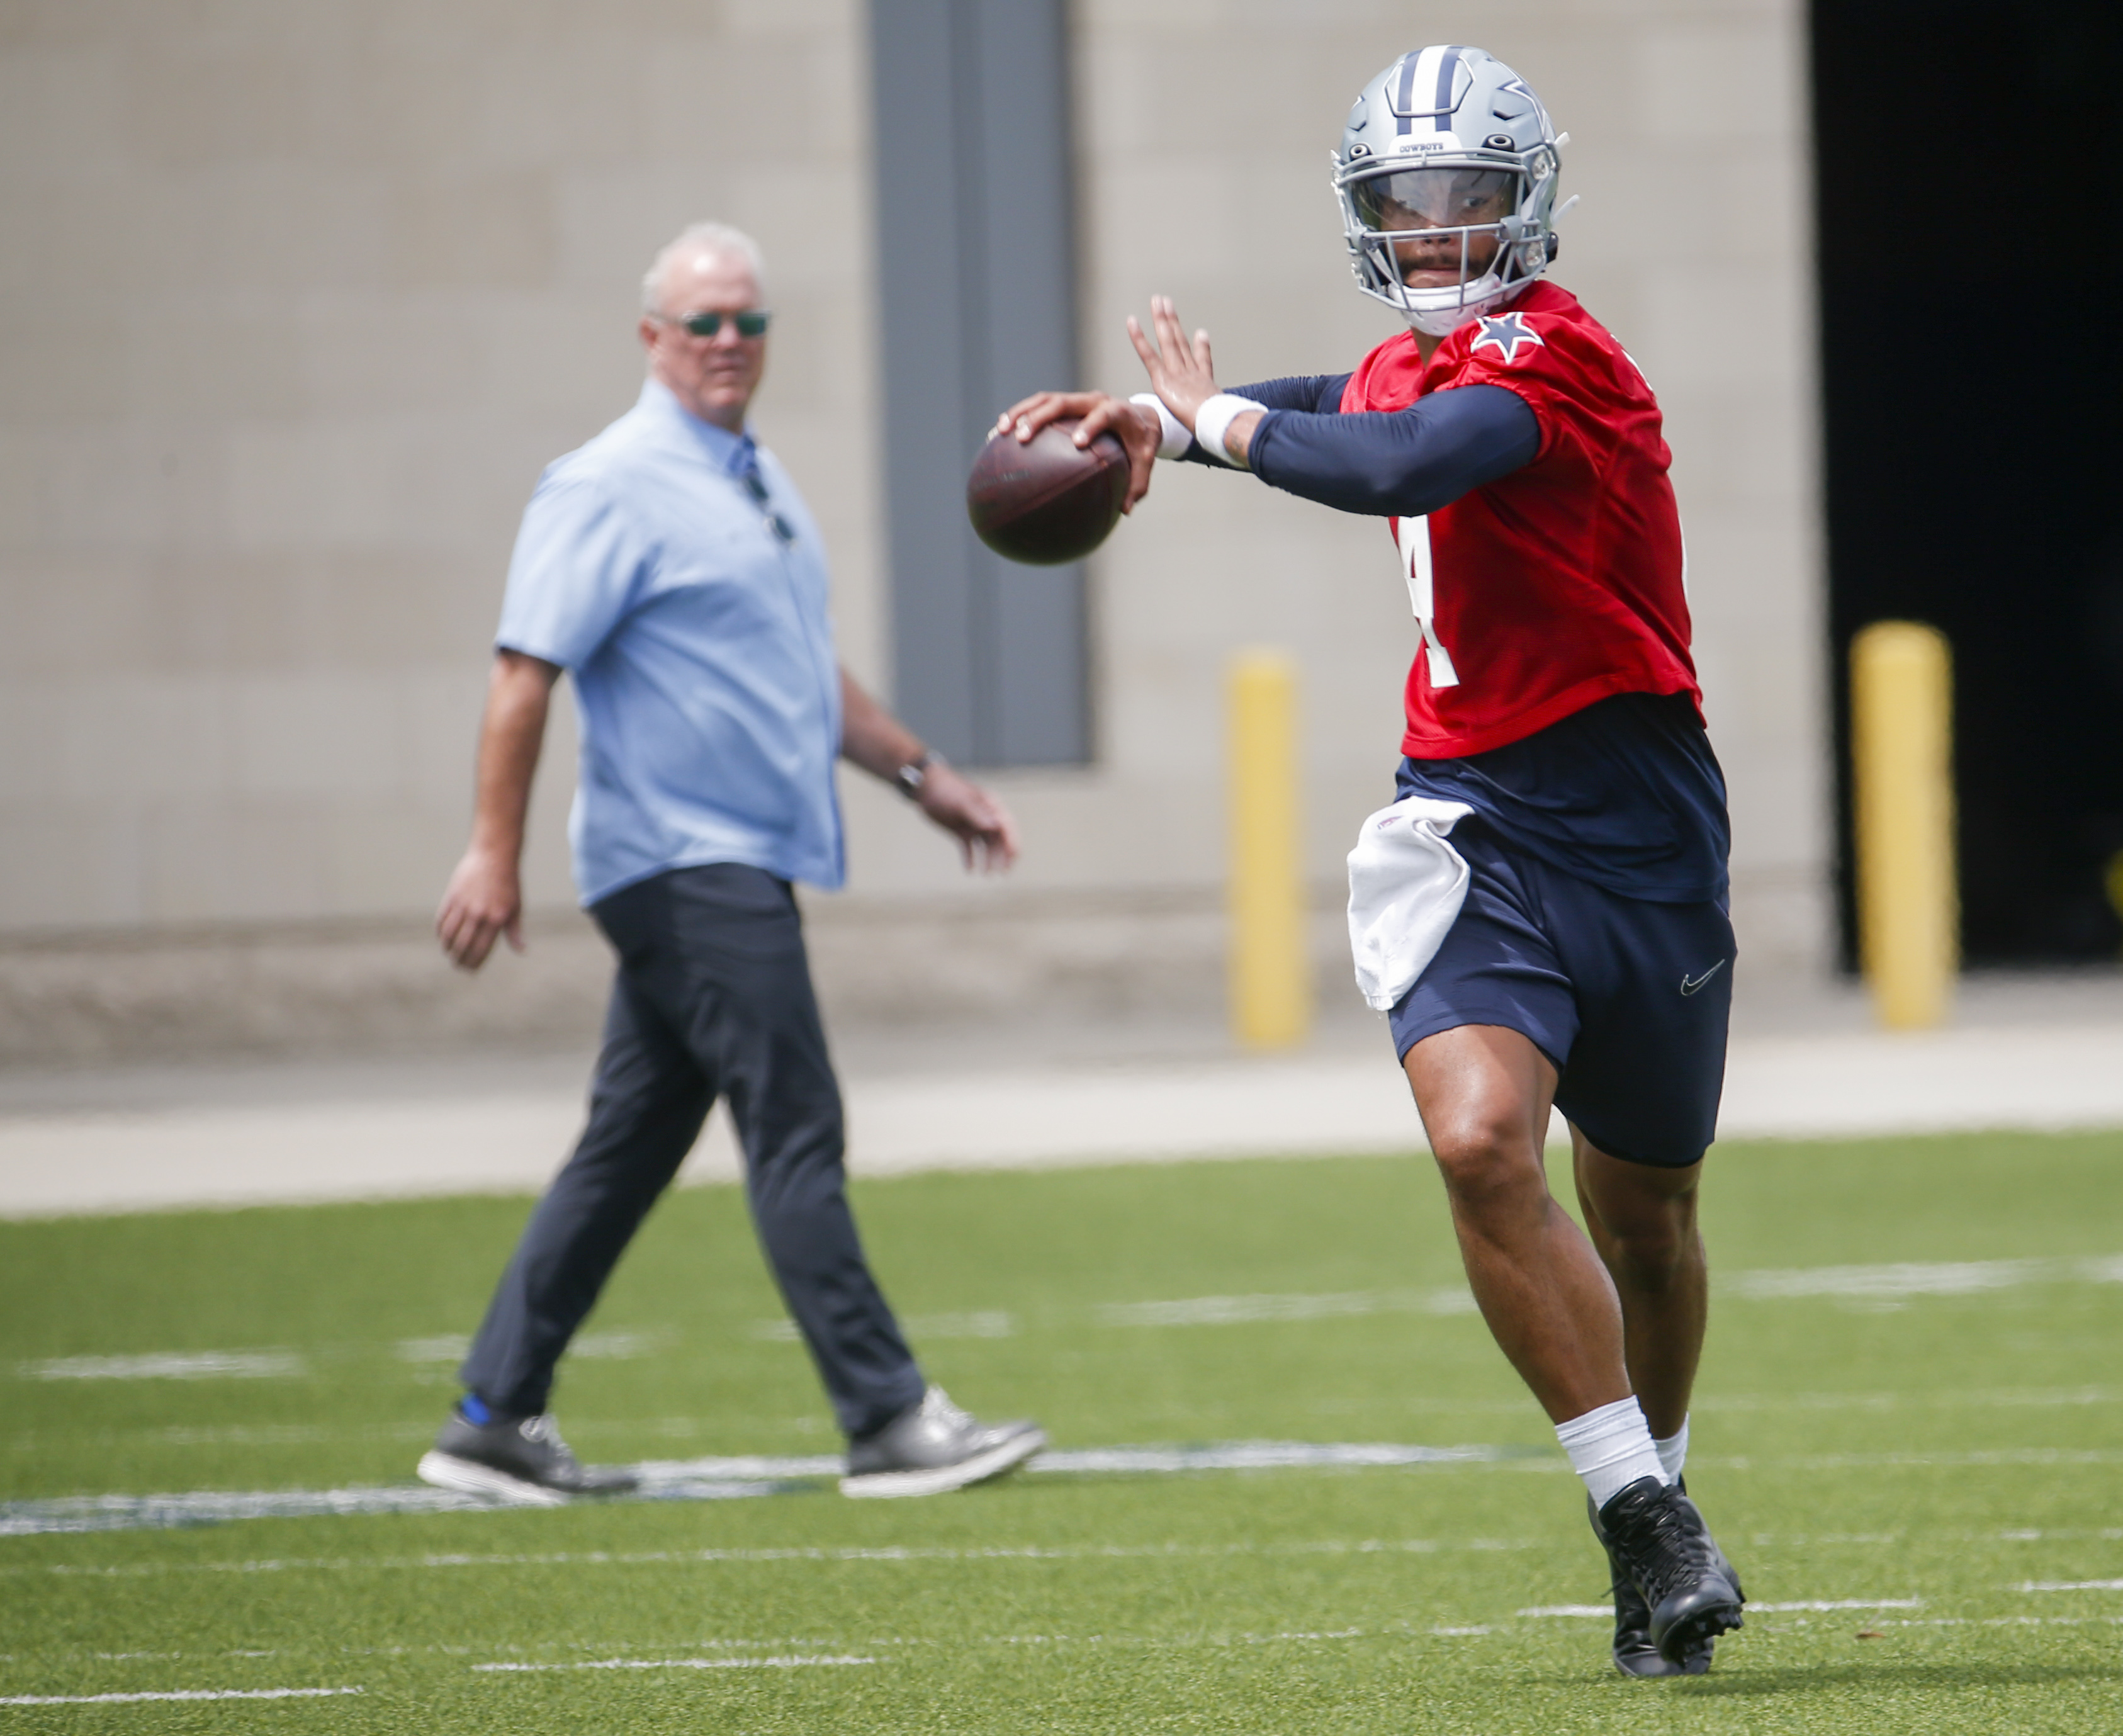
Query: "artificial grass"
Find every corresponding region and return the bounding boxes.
[3,1131,2121,1732]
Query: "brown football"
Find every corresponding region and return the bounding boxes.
[966,417,1129,565]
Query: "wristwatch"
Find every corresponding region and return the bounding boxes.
[894,750,935,801]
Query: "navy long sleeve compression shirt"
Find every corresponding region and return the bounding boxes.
[1180,376,1538,518]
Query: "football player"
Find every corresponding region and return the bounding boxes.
[1004,45,1745,1674]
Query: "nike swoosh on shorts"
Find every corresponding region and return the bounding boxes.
[1679,960,1728,996]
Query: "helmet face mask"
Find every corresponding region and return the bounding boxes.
[1334,47,1565,336]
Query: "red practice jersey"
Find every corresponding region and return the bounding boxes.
[1337,281,1699,760]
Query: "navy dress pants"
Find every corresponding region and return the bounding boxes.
[458,864,925,1440]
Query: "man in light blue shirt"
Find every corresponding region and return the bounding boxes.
[419,223,1045,1502]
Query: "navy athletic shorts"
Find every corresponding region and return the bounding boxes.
[1387,818,1737,1169]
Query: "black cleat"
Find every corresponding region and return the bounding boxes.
[1592,1476,1745,1666]
[417,1409,638,1506]
[1589,1489,1717,1675]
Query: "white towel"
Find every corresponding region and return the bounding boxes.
[1346,796,1475,1012]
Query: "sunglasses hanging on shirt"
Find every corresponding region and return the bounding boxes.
[741,471,796,544]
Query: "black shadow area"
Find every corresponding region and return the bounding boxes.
[1813,0,2123,964]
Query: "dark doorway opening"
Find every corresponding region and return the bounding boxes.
[1813,0,2123,965]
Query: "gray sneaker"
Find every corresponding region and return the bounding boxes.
[840,1385,1045,1498]
[417,1409,638,1506]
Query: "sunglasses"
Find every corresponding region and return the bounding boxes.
[659,308,772,339]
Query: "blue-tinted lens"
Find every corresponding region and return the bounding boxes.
[677,309,772,337]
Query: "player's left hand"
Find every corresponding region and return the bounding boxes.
[916,763,1020,872]
[1127,296,1220,428]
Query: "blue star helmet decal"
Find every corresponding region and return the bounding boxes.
[1468,311,1544,364]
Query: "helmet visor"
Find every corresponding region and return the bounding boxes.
[1349,166,1519,234]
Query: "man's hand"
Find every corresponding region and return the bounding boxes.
[838,667,1020,873]
[437,847,526,971]
[995,389,1162,514]
[435,650,558,972]
[915,762,1020,872]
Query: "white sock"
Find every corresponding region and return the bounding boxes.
[1654,1415,1689,1484]
[1555,1396,1669,1509]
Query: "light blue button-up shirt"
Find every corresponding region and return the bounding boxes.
[496,380,845,905]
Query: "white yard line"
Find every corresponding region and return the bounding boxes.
[1880,1615,2123,1628]
[14,1250,2115,1407]
[13,1430,2123,1539]
[1516,1598,1925,1618]
[0,1443,1546,1538]
[17,1385,2106,1463]
[1749,1599,1924,1612]
[1037,1443,1515,1473]
[0,1686,360,1705]
[473,1656,874,1672]
[18,1351,305,1382]
[1705,1448,2123,1471]
[11,1537,1542,1578]
[1094,1290,1477,1326]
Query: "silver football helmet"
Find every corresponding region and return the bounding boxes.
[1332,46,1571,336]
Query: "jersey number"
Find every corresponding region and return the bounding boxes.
[1394,516,1460,689]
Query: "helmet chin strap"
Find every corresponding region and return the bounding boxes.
[1399,274,1511,337]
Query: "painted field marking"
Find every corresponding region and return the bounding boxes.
[754,1310,1013,1343]
[2017,1578,2123,1592]
[1726,1253,2123,1303]
[1750,1599,1924,1612]
[1036,1442,1515,1473]
[1704,1448,2123,1472]
[1086,1256,2123,1330]
[1881,1615,2123,1628]
[791,1253,2123,1343]
[1996,1528,2123,1541]
[397,1331,662,1363]
[473,1656,874,1672]
[17,1351,304,1382]
[14,1250,2117,1394]
[0,1443,1543,1538]
[28,1385,2108,1467]
[9,1431,2120,1539]
[0,1687,359,1705]
[14,1536,1541,1579]
[1698,1385,2119,1413]
[1516,1599,1923,1618]
[150,1425,334,1448]
[1095,1290,1477,1327]
[394,1336,470,1363]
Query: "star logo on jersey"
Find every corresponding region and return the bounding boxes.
[1468,311,1544,365]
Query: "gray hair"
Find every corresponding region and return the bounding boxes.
[641,222,766,312]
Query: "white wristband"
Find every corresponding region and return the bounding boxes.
[1129,393,1193,461]
[1193,393,1266,468]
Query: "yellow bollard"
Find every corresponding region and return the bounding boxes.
[1850,621,1957,1029]
[1227,649,1311,1049]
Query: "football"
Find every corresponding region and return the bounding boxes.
[966,417,1129,565]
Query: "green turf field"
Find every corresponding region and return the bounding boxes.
[4,1130,2120,1732]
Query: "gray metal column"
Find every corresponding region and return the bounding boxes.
[868,0,1089,767]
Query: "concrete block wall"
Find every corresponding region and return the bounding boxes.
[0,0,1827,1064]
